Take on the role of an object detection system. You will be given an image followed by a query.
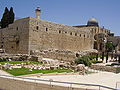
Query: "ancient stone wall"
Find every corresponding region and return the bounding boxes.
[0,17,105,61]
[74,26,110,36]
[29,17,93,54]
[0,17,30,54]
[90,64,120,73]
[31,49,76,61]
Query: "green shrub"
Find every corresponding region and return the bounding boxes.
[106,64,111,66]
[75,56,92,66]
[0,58,7,62]
[106,63,120,66]
[111,63,120,66]
[88,55,96,60]
[91,60,102,64]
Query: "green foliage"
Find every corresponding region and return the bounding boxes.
[9,7,15,24]
[0,61,42,65]
[1,7,15,28]
[88,55,96,60]
[91,60,102,64]
[106,64,111,66]
[75,56,92,66]
[1,7,10,28]
[111,63,120,66]
[106,63,120,66]
[0,21,1,27]
[106,42,114,52]
[0,58,7,62]
[4,68,72,76]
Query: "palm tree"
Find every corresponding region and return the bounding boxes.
[105,42,114,63]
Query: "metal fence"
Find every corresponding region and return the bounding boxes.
[116,82,120,89]
[0,74,119,90]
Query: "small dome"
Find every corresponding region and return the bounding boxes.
[87,18,99,26]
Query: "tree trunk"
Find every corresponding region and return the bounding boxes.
[102,52,104,62]
[96,53,98,61]
[106,52,108,63]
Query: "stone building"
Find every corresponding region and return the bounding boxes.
[0,8,110,61]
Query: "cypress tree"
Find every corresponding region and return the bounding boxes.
[0,21,1,28]
[9,7,14,24]
[1,7,10,28]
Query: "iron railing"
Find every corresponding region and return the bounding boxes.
[0,74,119,90]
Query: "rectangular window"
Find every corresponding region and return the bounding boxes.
[59,30,61,33]
[75,33,77,36]
[80,34,81,37]
[36,26,39,30]
[46,28,48,31]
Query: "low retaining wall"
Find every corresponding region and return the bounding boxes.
[90,64,120,73]
[20,72,79,77]
[0,76,85,90]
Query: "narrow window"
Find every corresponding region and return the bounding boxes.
[84,35,85,38]
[70,32,72,35]
[59,30,61,33]
[75,33,77,36]
[36,26,39,30]
[16,27,18,30]
[46,28,48,31]
[80,34,81,37]
[1,45,3,48]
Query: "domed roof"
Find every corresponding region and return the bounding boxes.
[87,18,99,26]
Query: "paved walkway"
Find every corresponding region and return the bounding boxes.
[0,70,12,76]
[30,72,120,89]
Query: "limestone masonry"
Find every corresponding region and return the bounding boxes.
[0,8,110,61]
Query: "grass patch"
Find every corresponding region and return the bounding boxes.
[0,61,42,65]
[4,68,72,76]
[106,63,120,66]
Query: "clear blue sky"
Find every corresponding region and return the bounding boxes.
[0,0,120,35]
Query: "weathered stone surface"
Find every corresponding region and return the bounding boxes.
[0,17,109,61]
[90,64,120,73]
